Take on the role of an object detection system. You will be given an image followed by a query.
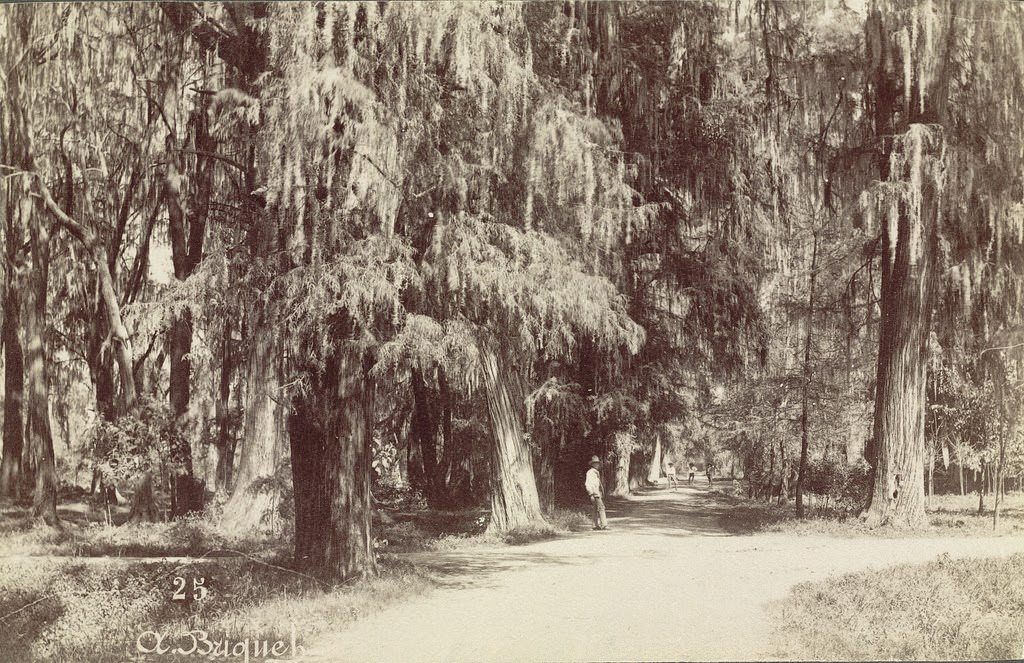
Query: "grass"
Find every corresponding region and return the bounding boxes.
[0,554,433,663]
[0,511,285,559]
[722,490,1024,537]
[771,552,1024,660]
[0,497,591,663]
[376,505,592,552]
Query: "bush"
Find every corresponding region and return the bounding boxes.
[803,457,871,513]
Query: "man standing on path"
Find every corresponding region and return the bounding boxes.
[585,455,608,530]
[665,461,679,491]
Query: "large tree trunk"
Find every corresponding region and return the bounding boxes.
[24,198,58,525]
[647,433,662,485]
[860,7,943,530]
[221,327,285,534]
[861,192,932,527]
[0,287,25,499]
[1,8,31,502]
[410,367,444,507]
[611,443,631,497]
[536,428,560,512]
[629,447,649,492]
[168,309,204,517]
[290,345,376,581]
[164,96,213,517]
[480,345,545,532]
[88,342,117,422]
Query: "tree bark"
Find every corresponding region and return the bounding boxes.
[480,345,546,532]
[24,197,58,525]
[290,344,376,581]
[611,440,631,497]
[221,327,285,534]
[214,320,235,494]
[87,337,117,421]
[978,463,986,515]
[628,447,648,493]
[127,471,159,523]
[164,95,213,517]
[927,446,934,509]
[861,208,930,527]
[647,433,662,485]
[536,428,560,512]
[1,9,32,502]
[37,182,137,411]
[410,367,442,506]
[777,438,788,505]
[0,287,25,499]
[861,6,947,530]
[168,309,204,517]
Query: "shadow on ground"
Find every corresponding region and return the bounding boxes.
[390,549,600,589]
[603,484,763,537]
[392,486,757,589]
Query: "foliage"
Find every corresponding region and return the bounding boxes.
[79,398,187,488]
[802,457,872,511]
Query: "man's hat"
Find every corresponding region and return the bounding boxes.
[589,455,601,465]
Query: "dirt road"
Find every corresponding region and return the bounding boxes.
[301,487,1024,662]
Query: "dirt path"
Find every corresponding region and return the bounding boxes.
[301,488,1024,662]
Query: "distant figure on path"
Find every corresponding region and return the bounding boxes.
[665,461,679,491]
[585,455,608,530]
[706,463,714,486]
[688,464,697,485]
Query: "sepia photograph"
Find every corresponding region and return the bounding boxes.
[1,1,1023,661]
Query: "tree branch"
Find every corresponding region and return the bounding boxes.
[35,175,138,411]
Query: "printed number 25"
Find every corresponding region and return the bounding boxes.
[172,576,208,601]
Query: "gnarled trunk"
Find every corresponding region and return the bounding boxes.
[290,345,376,581]
[221,327,285,534]
[480,345,545,532]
